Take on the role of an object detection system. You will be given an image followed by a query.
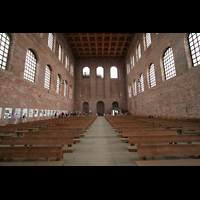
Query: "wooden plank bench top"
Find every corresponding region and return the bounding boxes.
[128,134,200,145]
[135,159,200,166]
[0,161,64,166]
[0,146,63,161]
[1,136,75,147]
[122,130,178,137]
[0,133,16,138]
[137,144,200,160]
[23,132,80,138]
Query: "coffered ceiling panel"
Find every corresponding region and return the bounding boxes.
[62,33,135,59]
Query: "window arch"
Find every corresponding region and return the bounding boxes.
[96,66,104,78]
[44,65,51,89]
[83,66,90,78]
[0,33,10,70]
[48,33,54,50]
[64,80,67,97]
[137,42,141,60]
[58,44,62,61]
[56,74,60,94]
[145,33,152,49]
[23,49,37,82]
[110,66,118,78]
[149,63,156,88]
[163,47,176,80]
[139,73,144,92]
[133,79,137,96]
[188,33,200,67]
[132,53,135,67]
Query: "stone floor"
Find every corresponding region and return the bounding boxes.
[63,116,137,166]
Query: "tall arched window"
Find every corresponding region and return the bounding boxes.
[0,33,10,70]
[83,66,90,78]
[137,43,141,60]
[163,47,176,80]
[65,55,68,69]
[69,85,72,99]
[96,66,104,78]
[48,33,54,50]
[110,66,118,78]
[140,73,144,92]
[132,54,135,67]
[56,74,60,94]
[188,33,200,67]
[128,84,132,98]
[44,65,51,89]
[64,80,67,97]
[145,33,152,48]
[58,44,62,61]
[23,49,37,82]
[133,79,137,96]
[149,63,156,88]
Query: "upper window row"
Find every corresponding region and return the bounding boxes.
[82,66,118,79]
[127,33,200,76]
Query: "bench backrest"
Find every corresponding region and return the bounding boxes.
[1,136,74,146]
[137,144,200,159]
[23,132,80,138]
[122,130,177,137]
[129,134,200,145]
[0,146,62,159]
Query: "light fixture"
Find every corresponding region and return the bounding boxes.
[137,79,140,83]
[62,80,65,84]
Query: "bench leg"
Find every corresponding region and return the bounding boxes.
[45,158,50,162]
[140,157,146,160]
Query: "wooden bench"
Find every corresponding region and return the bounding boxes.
[1,136,75,157]
[127,134,200,152]
[137,144,200,160]
[135,159,200,166]
[0,146,64,166]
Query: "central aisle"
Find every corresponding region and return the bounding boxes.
[63,116,137,166]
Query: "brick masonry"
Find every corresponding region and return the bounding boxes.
[0,33,199,125]
[0,33,75,125]
[125,33,200,119]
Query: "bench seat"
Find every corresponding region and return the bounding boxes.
[135,159,200,166]
[0,161,64,166]
[127,146,137,152]
[62,147,75,153]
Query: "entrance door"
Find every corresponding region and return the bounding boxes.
[83,102,89,113]
[97,101,105,116]
[112,101,119,108]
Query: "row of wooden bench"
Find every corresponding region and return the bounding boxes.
[0,115,97,166]
[104,114,200,166]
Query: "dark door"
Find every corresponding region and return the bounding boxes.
[97,101,105,116]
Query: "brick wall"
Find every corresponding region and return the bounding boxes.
[74,59,127,114]
[0,33,75,125]
[125,33,200,119]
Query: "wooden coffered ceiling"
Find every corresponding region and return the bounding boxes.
[62,33,135,59]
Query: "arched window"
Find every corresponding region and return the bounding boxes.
[140,73,144,92]
[23,49,37,82]
[56,74,60,94]
[83,66,90,78]
[65,55,68,69]
[137,43,141,60]
[188,33,200,67]
[132,54,135,67]
[133,79,137,96]
[96,66,104,78]
[0,33,10,70]
[127,61,130,74]
[44,65,51,89]
[70,63,73,76]
[128,84,132,98]
[58,44,62,61]
[149,63,156,88]
[110,66,118,78]
[145,33,152,48]
[69,85,72,99]
[163,47,176,80]
[48,33,54,50]
[64,80,67,97]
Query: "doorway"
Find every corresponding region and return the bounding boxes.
[83,102,89,113]
[97,101,105,116]
[112,101,119,108]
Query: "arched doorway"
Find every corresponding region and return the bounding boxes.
[97,101,105,116]
[112,101,119,108]
[83,102,89,113]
